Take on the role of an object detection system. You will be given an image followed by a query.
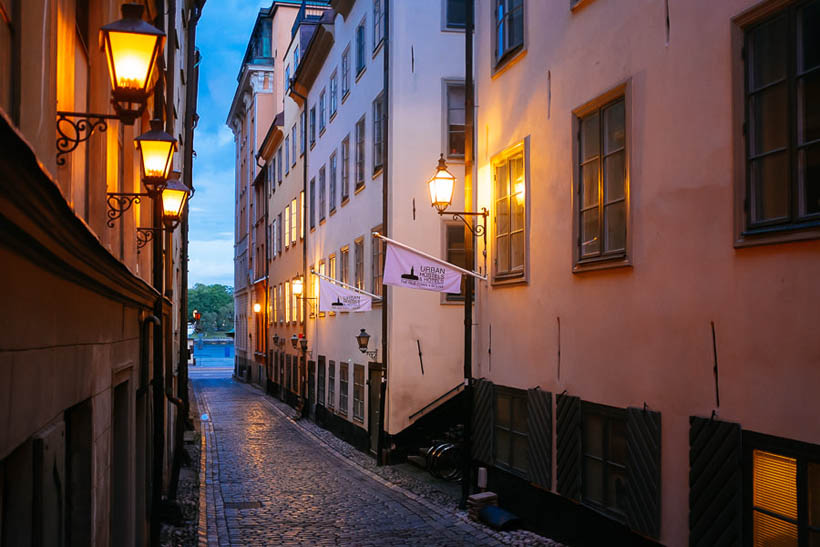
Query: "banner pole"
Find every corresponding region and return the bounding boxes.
[310,270,383,300]
[371,232,487,281]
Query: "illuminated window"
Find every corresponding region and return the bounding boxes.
[285,281,290,323]
[753,450,798,545]
[300,191,305,238]
[291,277,297,324]
[290,198,297,245]
[340,245,350,285]
[493,145,527,280]
[284,205,290,248]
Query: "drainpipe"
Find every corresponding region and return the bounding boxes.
[290,84,309,410]
[377,0,390,467]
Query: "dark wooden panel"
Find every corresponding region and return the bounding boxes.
[625,407,661,539]
[556,393,581,500]
[689,416,742,547]
[527,389,552,491]
[472,379,494,465]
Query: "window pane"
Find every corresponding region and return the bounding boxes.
[512,434,528,472]
[583,457,603,503]
[751,152,789,221]
[580,209,600,256]
[497,196,510,235]
[750,84,789,155]
[753,450,797,520]
[604,100,625,153]
[511,231,525,270]
[605,201,626,252]
[509,0,523,49]
[495,393,510,426]
[605,151,625,202]
[607,467,627,514]
[495,163,508,198]
[809,462,820,526]
[609,419,627,465]
[749,16,787,90]
[581,113,600,161]
[583,413,603,457]
[512,396,527,433]
[798,71,820,145]
[495,428,510,466]
[449,131,465,158]
[800,1,820,72]
[512,188,525,231]
[497,234,510,272]
[581,161,599,209]
[753,511,797,547]
[446,0,466,27]
[800,144,820,215]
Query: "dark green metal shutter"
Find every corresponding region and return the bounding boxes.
[527,389,552,490]
[689,416,742,547]
[556,393,581,500]
[472,379,494,465]
[625,407,662,539]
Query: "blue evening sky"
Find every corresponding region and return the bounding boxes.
[189,0,269,287]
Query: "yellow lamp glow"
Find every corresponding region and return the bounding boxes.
[514,179,525,206]
[253,303,262,313]
[100,4,165,124]
[428,154,456,213]
[135,119,177,193]
[292,277,304,296]
[160,175,190,229]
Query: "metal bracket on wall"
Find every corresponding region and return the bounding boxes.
[106,192,150,227]
[56,111,119,166]
[136,227,160,253]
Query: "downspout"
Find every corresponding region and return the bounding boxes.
[377,0,389,466]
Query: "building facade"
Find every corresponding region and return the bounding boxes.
[470,0,820,545]
[0,0,203,545]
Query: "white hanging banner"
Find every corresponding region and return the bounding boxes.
[383,241,463,293]
[318,277,372,312]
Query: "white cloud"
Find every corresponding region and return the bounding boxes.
[188,237,234,286]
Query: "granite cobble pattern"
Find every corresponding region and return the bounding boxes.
[193,376,560,546]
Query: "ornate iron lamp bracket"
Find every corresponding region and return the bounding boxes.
[363,349,378,360]
[56,111,120,166]
[438,207,489,273]
[106,192,149,227]
[136,227,160,252]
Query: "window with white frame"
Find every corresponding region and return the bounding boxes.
[277,148,283,183]
[342,46,351,97]
[446,0,467,29]
[339,362,349,416]
[300,190,305,239]
[494,0,524,67]
[355,19,366,74]
[373,0,384,50]
[309,177,316,229]
[355,116,366,187]
[284,205,290,249]
[340,245,349,285]
[300,111,306,154]
[373,94,384,172]
[372,224,384,296]
[285,281,290,322]
[290,198,297,245]
[341,136,351,199]
[319,166,326,222]
[328,360,336,409]
[353,364,365,421]
[292,125,297,166]
[310,106,316,146]
[330,152,338,212]
[446,83,465,158]
[445,223,466,301]
[277,212,283,254]
[493,146,526,279]
[354,238,364,290]
[330,70,338,116]
[285,135,290,173]
[319,89,326,132]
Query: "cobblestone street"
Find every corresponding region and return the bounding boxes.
[192,371,543,546]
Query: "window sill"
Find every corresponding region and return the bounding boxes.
[329,207,337,216]
[372,40,384,58]
[342,90,350,104]
[735,221,820,248]
[573,254,631,273]
[570,0,598,13]
[310,141,316,151]
[320,127,326,137]
[354,182,366,195]
[491,271,527,287]
[491,47,527,80]
[372,167,383,179]
[341,196,350,206]
[329,111,337,124]
[353,416,364,424]
[355,67,366,83]
[320,218,326,225]
[446,155,465,163]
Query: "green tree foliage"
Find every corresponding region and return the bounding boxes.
[188,283,234,333]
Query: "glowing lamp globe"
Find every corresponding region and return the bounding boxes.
[356,329,371,353]
[253,303,261,314]
[135,119,177,193]
[160,174,190,229]
[428,154,455,213]
[292,277,304,296]
[100,4,166,124]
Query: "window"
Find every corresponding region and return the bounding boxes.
[294,44,299,67]
[290,198,297,245]
[445,224,466,301]
[300,190,305,239]
[328,361,336,409]
[309,178,316,229]
[339,362,349,416]
[277,148,283,183]
[271,218,278,256]
[285,281,291,322]
[277,212,283,254]
[493,147,526,279]
[330,70,338,116]
[373,95,384,171]
[582,402,627,517]
[318,357,326,405]
[494,0,524,66]
[319,166,326,222]
[354,239,364,290]
[341,136,351,199]
[446,83,466,158]
[446,0,467,29]
[342,46,351,97]
[291,275,298,322]
[278,284,283,321]
[285,65,291,91]
[741,3,820,234]
[319,89,326,132]
[284,205,290,248]
[353,364,365,421]
[328,254,336,282]
[355,117,366,188]
[310,106,316,146]
[340,246,349,285]
[300,111,306,155]
[285,135,290,173]
[372,225,384,296]
[330,152,338,212]
[373,0,384,49]
[576,97,627,264]
[494,387,528,476]
[356,19,366,74]
[292,125,297,166]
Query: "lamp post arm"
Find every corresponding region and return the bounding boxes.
[56,112,120,166]
[106,192,150,227]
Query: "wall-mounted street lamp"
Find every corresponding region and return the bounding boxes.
[356,329,378,360]
[292,277,304,296]
[132,172,191,251]
[56,4,166,165]
[253,303,262,314]
[134,119,178,194]
[427,154,487,241]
